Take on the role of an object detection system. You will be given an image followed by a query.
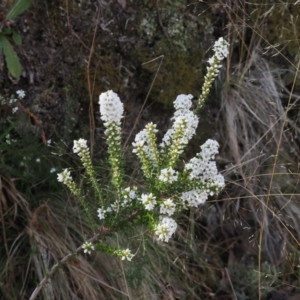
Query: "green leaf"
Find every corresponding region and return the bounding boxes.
[0,35,22,78]
[2,28,12,35]
[6,0,31,21]
[12,29,22,45]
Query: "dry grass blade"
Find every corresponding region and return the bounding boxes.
[0,175,32,299]
[217,45,300,297]
[0,173,139,300]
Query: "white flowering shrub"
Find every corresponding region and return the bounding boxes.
[56,38,229,261]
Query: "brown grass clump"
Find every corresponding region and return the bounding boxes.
[0,175,32,300]
[0,175,135,299]
[206,1,300,297]
[216,46,300,296]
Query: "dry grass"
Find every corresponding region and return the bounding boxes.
[0,175,134,299]
[212,1,300,298]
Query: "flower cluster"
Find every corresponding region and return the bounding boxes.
[121,186,138,206]
[96,186,139,221]
[5,134,17,144]
[145,122,160,167]
[132,130,154,178]
[114,248,134,261]
[82,241,95,255]
[97,207,106,220]
[121,248,134,261]
[57,169,83,200]
[155,217,177,242]
[57,169,71,184]
[132,123,160,178]
[102,206,114,219]
[140,193,157,210]
[73,138,88,155]
[50,167,56,173]
[133,93,199,176]
[181,139,225,207]
[160,198,176,216]
[181,190,208,207]
[160,94,199,167]
[99,90,124,124]
[130,93,224,242]
[16,90,26,99]
[0,89,25,114]
[72,139,103,204]
[99,91,124,189]
[196,37,229,112]
[184,139,225,190]
[158,167,178,183]
[212,37,230,60]
[56,37,228,263]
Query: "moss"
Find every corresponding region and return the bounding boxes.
[135,1,215,105]
[135,48,204,106]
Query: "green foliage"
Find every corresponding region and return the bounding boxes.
[0,34,22,78]
[0,0,31,78]
[6,0,31,20]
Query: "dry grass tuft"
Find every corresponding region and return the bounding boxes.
[214,45,300,297]
[0,175,138,299]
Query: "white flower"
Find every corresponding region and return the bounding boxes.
[12,107,18,114]
[181,190,208,207]
[121,248,134,261]
[145,122,158,133]
[110,201,119,211]
[5,134,16,144]
[202,161,218,179]
[47,139,52,145]
[50,167,56,173]
[208,56,215,65]
[173,94,193,111]
[212,37,230,60]
[36,158,41,163]
[132,140,145,153]
[155,217,177,242]
[16,90,25,99]
[73,138,88,154]
[140,193,157,210]
[160,198,176,216]
[185,139,221,181]
[134,130,148,144]
[99,90,124,123]
[158,168,178,183]
[185,157,205,179]
[211,173,225,189]
[123,187,137,199]
[97,207,106,220]
[57,169,72,183]
[161,108,198,150]
[132,130,148,153]
[82,241,94,255]
[9,98,17,104]
[128,189,137,199]
[201,139,219,160]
